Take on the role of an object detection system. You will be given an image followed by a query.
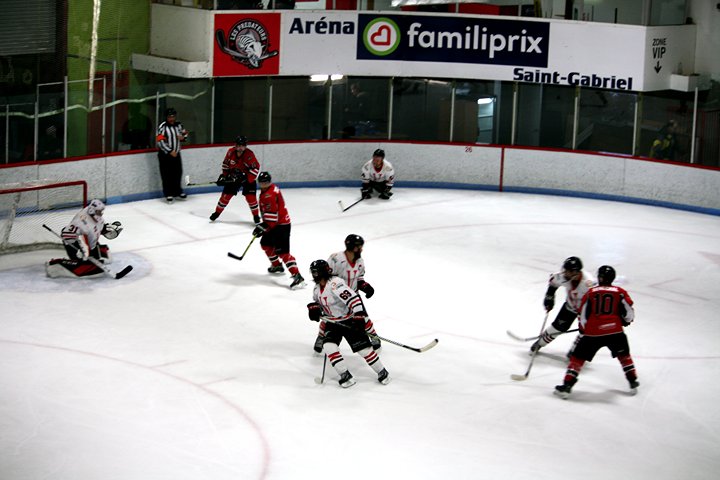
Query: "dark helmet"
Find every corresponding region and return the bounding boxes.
[563,256,583,272]
[597,265,616,285]
[258,171,271,183]
[165,108,177,117]
[236,135,248,146]
[373,149,385,159]
[344,234,364,251]
[309,259,331,283]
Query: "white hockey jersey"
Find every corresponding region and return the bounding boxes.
[327,251,365,292]
[61,207,105,249]
[361,159,395,187]
[313,276,364,322]
[548,270,597,313]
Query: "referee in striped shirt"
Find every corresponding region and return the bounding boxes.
[156,107,188,203]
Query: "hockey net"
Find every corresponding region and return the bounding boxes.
[0,180,88,254]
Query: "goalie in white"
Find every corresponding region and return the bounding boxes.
[46,199,124,278]
[307,259,390,388]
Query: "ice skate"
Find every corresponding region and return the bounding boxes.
[629,379,640,396]
[290,273,307,290]
[267,264,285,274]
[338,371,355,388]
[166,196,174,203]
[209,211,220,222]
[377,368,391,385]
[554,384,572,399]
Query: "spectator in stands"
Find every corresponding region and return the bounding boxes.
[650,119,685,161]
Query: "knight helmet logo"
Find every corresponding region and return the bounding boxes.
[216,19,278,70]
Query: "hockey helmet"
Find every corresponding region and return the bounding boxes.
[87,199,105,217]
[373,149,385,159]
[258,171,272,184]
[344,234,364,252]
[309,259,331,283]
[597,265,616,285]
[563,256,583,272]
[165,108,177,117]
[236,135,248,146]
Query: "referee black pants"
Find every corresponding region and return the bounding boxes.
[158,150,184,198]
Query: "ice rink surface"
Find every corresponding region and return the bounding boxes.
[2,187,720,480]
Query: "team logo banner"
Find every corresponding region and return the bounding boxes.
[357,14,549,68]
[214,14,281,77]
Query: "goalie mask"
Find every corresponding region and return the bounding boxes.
[87,199,105,220]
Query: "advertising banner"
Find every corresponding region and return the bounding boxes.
[214,13,281,77]
[212,11,693,91]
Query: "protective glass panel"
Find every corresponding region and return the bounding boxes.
[577,89,636,156]
[515,83,575,149]
[392,78,452,142]
[215,77,269,144]
[331,77,390,140]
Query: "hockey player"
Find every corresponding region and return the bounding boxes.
[209,135,261,224]
[554,266,639,399]
[307,259,390,388]
[361,149,395,200]
[46,199,123,278]
[531,256,597,357]
[313,234,381,353]
[253,171,306,290]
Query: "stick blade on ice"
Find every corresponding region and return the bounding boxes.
[511,373,529,381]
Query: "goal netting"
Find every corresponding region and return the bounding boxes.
[0,180,88,254]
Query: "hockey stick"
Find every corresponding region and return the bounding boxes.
[326,317,438,353]
[338,197,363,212]
[314,354,327,384]
[185,175,218,187]
[42,224,133,280]
[511,311,550,381]
[506,328,579,343]
[227,234,258,261]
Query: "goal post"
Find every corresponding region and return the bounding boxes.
[0,180,88,254]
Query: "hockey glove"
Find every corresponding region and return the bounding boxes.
[216,174,229,186]
[361,185,372,199]
[307,302,322,321]
[358,281,375,299]
[544,286,558,311]
[102,221,123,239]
[544,294,555,311]
[379,187,393,200]
[252,222,269,237]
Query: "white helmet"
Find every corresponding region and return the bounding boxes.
[87,199,105,218]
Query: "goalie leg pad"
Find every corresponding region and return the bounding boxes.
[46,259,104,278]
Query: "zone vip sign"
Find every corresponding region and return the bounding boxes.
[214,13,281,77]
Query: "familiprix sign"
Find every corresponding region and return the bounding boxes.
[357,14,550,68]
